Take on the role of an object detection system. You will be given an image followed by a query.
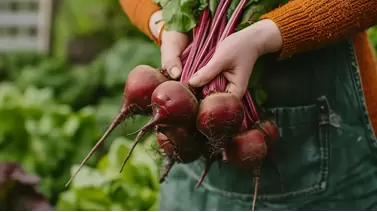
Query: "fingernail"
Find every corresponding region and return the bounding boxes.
[170,67,181,79]
[189,75,200,86]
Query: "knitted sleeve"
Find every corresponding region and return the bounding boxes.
[260,0,377,58]
[119,0,377,58]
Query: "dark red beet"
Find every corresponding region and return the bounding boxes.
[124,65,170,114]
[156,131,176,183]
[157,125,203,154]
[196,92,244,161]
[155,126,203,183]
[228,129,268,211]
[119,81,199,173]
[255,120,284,192]
[156,130,175,157]
[65,65,168,187]
[255,120,279,162]
[156,126,202,163]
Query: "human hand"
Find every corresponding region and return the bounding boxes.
[150,11,189,79]
[188,19,283,99]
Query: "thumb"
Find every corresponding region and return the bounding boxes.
[162,56,182,79]
[161,44,183,80]
[160,31,188,80]
[189,57,226,87]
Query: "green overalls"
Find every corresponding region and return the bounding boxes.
[158,39,377,210]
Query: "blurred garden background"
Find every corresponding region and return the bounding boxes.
[0,0,376,210]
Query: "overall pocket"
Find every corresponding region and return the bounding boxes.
[179,96,331,202]
[258,96,331,200]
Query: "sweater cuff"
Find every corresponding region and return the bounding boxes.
[120,0,161,43]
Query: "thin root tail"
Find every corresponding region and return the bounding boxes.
[252,176,260,211]
[196,159,213,188]
[159,158,175,183]
[119,114,162,173]
[65,108,129,187]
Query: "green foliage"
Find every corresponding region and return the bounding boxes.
[368,27,377,52]
[3,39,161,110]
[0,83,101,202]
[0,37,161,209]
[154,0,208,32]
[235,0,286,31]
[52,0,147,60]
[155,0,288,33]
[0,52,49,81]
[56,136,160,211]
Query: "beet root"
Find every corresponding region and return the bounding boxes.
[65,65,168,187]
[156,126,202,163]
[156,124,203,154]
[155,130,176,183]
[155,126,203,183]
[118,82,199,172]
[255,120,279,161]
[254,120,284,192]
[228,129,268,211]
[196,92,244,161]
[156,130,175,157]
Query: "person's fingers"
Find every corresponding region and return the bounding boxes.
[162,56,182,79]
[161,44,183,79]
[160,31,189,79]
[189,54,228,87]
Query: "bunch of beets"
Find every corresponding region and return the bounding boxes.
[67,0,280,210]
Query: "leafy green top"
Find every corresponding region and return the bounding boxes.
[154,0,288,32]
[153,0,208,32]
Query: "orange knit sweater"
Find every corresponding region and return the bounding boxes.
[119,0,377,134]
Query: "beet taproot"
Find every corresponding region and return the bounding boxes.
[228,129,268,211]
[155,125,204,183]
[65,65,168,186]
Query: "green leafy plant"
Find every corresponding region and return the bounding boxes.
[368,27,377,53]
[0,83,102,202]
[0,37,162,209]
[56,136,160,210]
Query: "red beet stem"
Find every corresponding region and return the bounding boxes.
[181,11,210,82]
[187,0,232,79]
[245,91,259,121]
[218,0,248,43]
